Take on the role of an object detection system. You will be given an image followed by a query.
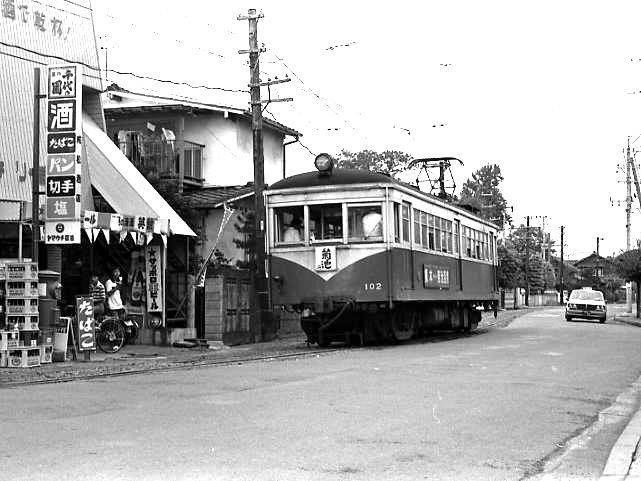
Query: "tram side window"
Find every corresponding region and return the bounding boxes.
[393,203,400,242]
[444,220,452,253]
[453,221,460,255]
[401,202,411,242]
[428,215,435,250]
[275,206,304,244]
[413,208,421,245]
[348,205,383,242]
[309,203,342,241]
[420,212,428,248]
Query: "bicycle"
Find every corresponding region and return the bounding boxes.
[96,311,140,353]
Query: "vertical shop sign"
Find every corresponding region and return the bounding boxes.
[45,64,82,244]
[76,296,96,351]
[145,244,163,313]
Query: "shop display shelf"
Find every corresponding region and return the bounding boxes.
[6,346,41,368]
[40,344,52,363]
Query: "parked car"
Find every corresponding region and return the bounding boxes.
[565,287,607,323]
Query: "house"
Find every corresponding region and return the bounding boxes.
[572,252,611,280]
[102,85,301,189]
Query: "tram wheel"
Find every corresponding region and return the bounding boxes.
[390,308,415,341]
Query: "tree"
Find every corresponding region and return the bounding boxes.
[614,249,641,318]
[497,241,521,289]
[334,149,413,178]
[458,164,512,229]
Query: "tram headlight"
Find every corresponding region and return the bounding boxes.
[314,153,334,175]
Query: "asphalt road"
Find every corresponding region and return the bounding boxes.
[4,306,641,481]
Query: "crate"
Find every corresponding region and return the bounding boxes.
[0,264,6,280]
[0,330,20,350]
[7,315,39,331]
[7,263,37,280]
[40,344,52,363]
[7,347,41,368]
[6,299,38,315]
[0,350,6,367]
[6,281,38,297]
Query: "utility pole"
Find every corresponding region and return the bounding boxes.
[238,9,291,341]
[525,215,530,307]
[560,226,564,304]
[239,9,267,341]
[32,68,42,264]
[596,236,604,256]
[626,140,633,313]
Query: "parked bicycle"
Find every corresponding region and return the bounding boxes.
[96,311,140,353]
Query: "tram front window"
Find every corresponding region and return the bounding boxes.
[309,203,342,241]
[275,206,304,245]
[348,205,382,242]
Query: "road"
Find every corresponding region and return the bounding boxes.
[4,306,641,481]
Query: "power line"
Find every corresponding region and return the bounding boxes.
[0,40,248,94]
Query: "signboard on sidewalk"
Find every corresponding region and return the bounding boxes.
[145,244,163,313]
[45,64,82,244]
[76,296,96,352]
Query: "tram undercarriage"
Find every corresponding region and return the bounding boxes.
[300,301,495,347]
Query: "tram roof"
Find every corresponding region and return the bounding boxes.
[269,168,398,190]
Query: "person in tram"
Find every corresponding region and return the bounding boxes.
[105,268,125,320]
[283,218,303,243]
[362,209,382,240]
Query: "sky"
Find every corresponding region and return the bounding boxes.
[90,0,641,261]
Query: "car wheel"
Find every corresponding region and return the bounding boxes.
[599,318,606,324]
[565,316,572,322]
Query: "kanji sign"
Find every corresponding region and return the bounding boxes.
[315,246,336,271]
[45,64,82,243]
[145,244,163,313]
[423,264,450,289]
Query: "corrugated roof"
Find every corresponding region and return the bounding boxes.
[182,185,255,209]
[83,113,196,237]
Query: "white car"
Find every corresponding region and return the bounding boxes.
[565,287,607,323]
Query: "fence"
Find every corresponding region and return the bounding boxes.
[502,288,559,309]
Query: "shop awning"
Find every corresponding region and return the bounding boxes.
[83,113,196,237]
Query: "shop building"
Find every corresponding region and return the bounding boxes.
[0,0,196,355]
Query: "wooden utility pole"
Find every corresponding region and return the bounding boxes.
[238,9,267,341]
[525,215,530,307]
[560,226,564,304]
[238,9,291,340]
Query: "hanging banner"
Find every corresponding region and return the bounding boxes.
[145,244,163,313]
[45,64,82,244]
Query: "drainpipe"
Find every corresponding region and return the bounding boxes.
[282,136,300,179]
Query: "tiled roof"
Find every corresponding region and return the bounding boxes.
[182,185,255,209]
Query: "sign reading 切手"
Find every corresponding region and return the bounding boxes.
[44,64,82,244]
[76,296,96,351]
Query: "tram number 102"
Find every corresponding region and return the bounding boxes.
[364,282,383,291]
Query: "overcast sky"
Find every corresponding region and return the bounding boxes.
[91,0,641,260]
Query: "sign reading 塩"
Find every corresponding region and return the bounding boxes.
[45,64,82,244]
[76,295,96,351]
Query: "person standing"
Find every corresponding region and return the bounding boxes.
[105,268,125,319]
[89,274,106,317]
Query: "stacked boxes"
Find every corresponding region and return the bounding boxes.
[0,262,40,368]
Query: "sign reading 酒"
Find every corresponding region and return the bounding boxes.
[45,64,82,244]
